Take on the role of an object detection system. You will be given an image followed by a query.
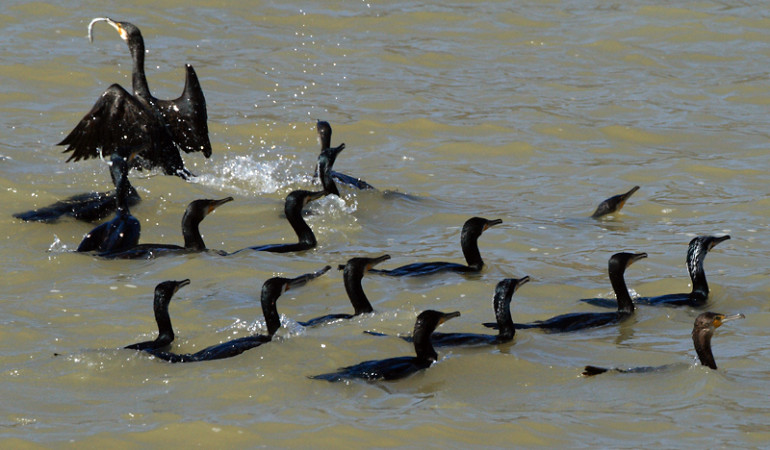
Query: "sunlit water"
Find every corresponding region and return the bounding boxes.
[2,0,769,447]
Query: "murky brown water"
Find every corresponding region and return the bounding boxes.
[2,1,769,446]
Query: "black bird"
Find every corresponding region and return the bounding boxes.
[104,197,233,259]
[370,217,502,277]
[485,252,647,333]
[125,279,190,351]
[59,18,211,179]
[315,120,374,193]
[12,166,141,223]
[233,190,327,254]
[298,254,391,327]
[310,310,460,382]
[591,186,639,219]
[76,154,140,253]
[143,266,331,363]
[582,312,744,376]
[392,277,531,347]
[584,235,730,308]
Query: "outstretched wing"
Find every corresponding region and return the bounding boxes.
[156,64,212,157]
[58,84,155,163]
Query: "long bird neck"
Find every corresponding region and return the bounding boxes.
[494,294,515,339]
[609,266,635,314]
[153,297,174,345]
[460,231,484,270]
[181,212,205,250]
[412,321,438,363]
[693,328,717,369]
[343,268,373,315]
[112,163,131,214]
[688,247,709,301]
[318,156,339,196]
[286,206,316,246]
[128,37,152,100]
[262,298,282,337]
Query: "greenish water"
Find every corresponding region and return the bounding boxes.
[2,1,769,447]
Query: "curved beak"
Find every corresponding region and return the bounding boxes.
[174,279,191,293]
[366,254,391,271]
[631,252,648,265]
[439,311,461,325]
[287,265,331,290]
[88,17,124,43]
[207,197,234,214]
[484,218,503,231]
[515,275,531,290]
[710,235,731,250]
[714,313,745,328]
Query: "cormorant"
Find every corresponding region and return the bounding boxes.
[125,279,190,351]
[232,190,328,254]
[591,186,639,219]
[583,235,730,308]
[143,266,331,363]
[310,310,460,382]
[12,166,140,223]
[370,217,502,277]
[582,312,744,376]
[392,277,530,347]
[76,154,140,253]
[103,197,233,259]
[59,18,211,179]
[485,252,647,333]
[298,254,391,327]
[315,121,374,193]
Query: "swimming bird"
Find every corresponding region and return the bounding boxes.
[310,310,460,382]
[143,266,331,363]
[59,18,211,179]
[591,186,639,219]
[583,235,730,308]
[582,312,744,376]
[125,279,190,351]
[315,120,374,193]
[298,254,391,327]
[12,166,141,223]
[76,154,140,253]
[233,190,327,254]
[393,277,530,347]
[370,217,502,277]
[103,197,233,259]
[485,252,647,333]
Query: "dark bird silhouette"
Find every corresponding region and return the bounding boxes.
[315,120,374,194]
[391,277,531,347]
[125,279,190,351]
[298,254,390,327]
[232,190,328,254]
[76,154,140,253]
[142,266,331,363]
[12,166,140,223]
[485,252,647,333]
[584,235,730,308]
[310,310,460,382]
[59,17,211,179]
[104,197,233,259]
[591,186,639,219]
[370,217,502,277]
[582,312,744,376]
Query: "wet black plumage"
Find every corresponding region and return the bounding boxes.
[125,279,190,351]
[315,120,374,193]
[370,217,502,277]
[59,18,211,179]
[310,310,460,382]
[582,312,744,376]
[298,254,390,327]
[143,267,330,363]
[104,197,233,259]
[591,186,639,219]
[76,154,140,253]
